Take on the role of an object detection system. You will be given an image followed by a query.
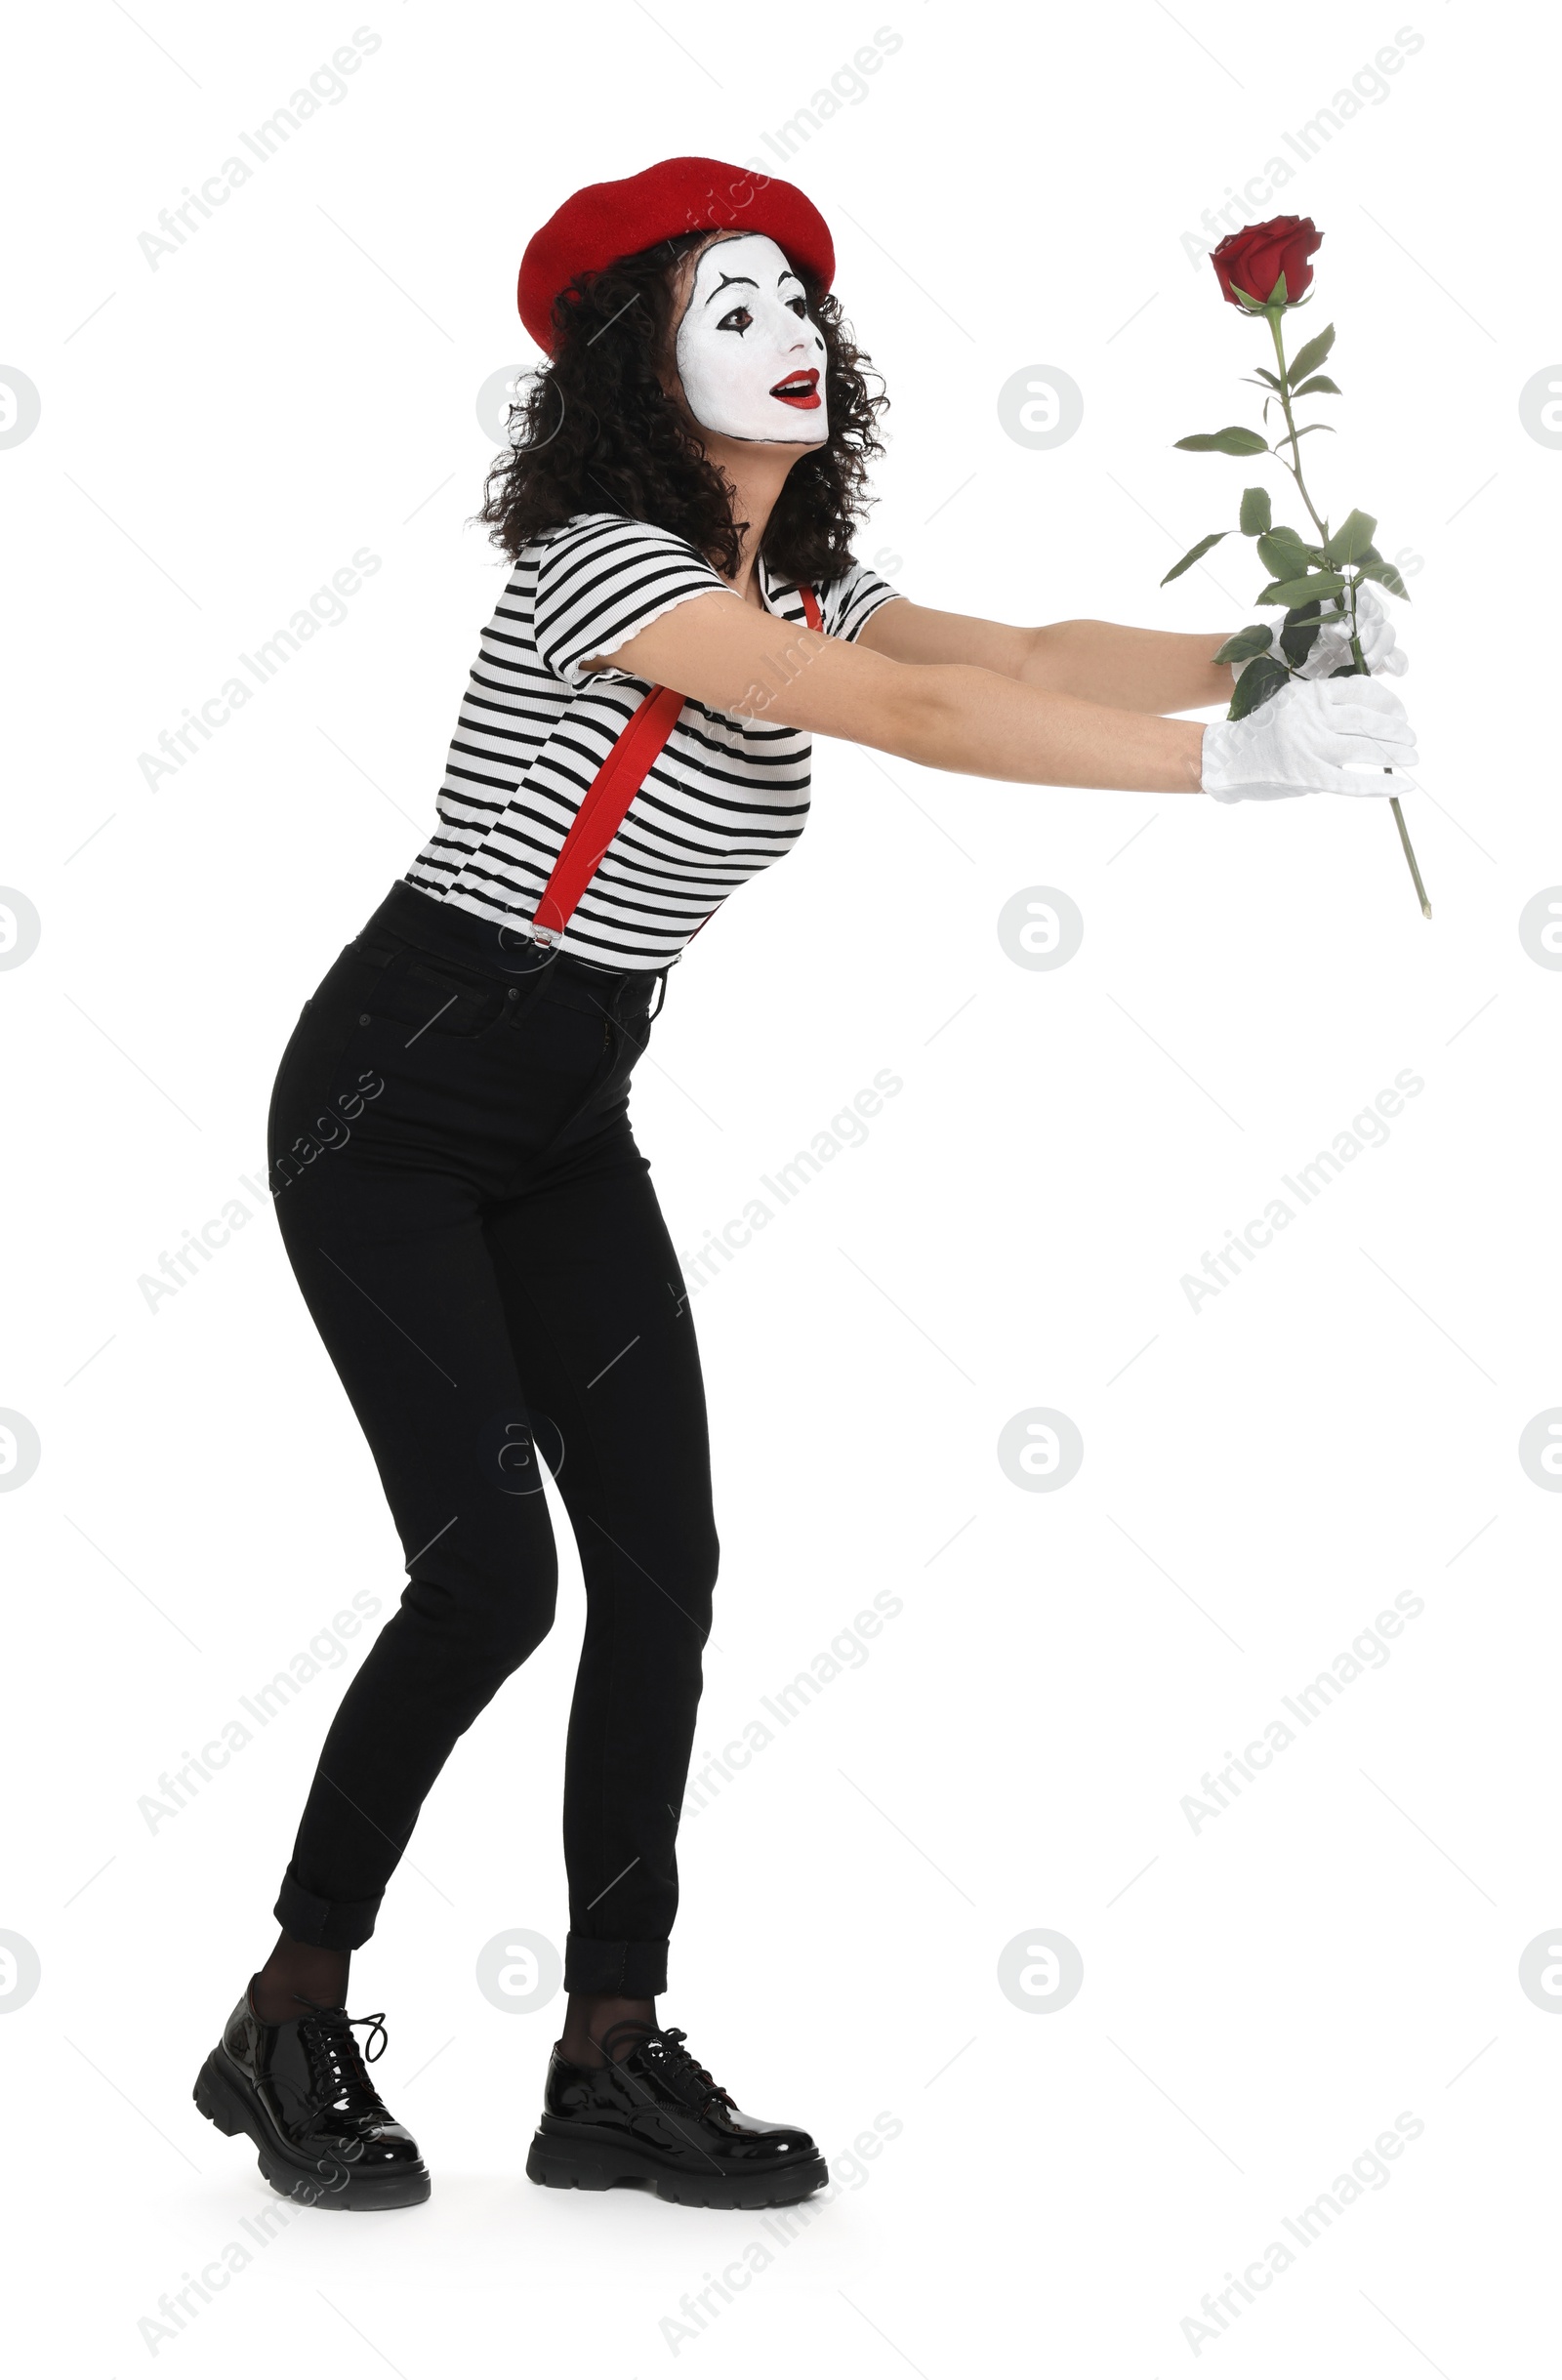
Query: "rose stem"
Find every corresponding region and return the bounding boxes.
[1350,609,1431,918]
[1265,307,1430,920]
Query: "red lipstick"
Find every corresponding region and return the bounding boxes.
[769,369,821,410]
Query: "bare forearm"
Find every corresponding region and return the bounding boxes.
[871,662,1206,794]
[1023,619,1231,716]
[592,594,1208,793]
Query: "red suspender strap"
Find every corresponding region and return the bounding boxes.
[530,680,685,945]
[530,583,823,949]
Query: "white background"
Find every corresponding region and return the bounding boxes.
[3,2,1555,2371]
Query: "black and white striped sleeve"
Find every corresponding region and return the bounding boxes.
[533,512,730,687]
[823,558,905,642]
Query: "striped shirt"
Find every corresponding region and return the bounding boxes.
[403,511,901,969]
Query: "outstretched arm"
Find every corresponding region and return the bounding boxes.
[582,593,1209,796]
[856,597,1234,716]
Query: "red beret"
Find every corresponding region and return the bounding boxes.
[517,154,835,352]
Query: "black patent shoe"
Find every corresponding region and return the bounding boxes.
[526,2022,827,2209]
[193,1980,431,2210]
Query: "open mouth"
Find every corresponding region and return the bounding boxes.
[769,369,821,410]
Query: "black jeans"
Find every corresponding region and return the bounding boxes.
[263,882,717,1995]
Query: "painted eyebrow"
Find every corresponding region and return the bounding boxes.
[703,271,760,307]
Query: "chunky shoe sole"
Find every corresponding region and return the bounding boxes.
[526,2117,827,2209]
[192,2048,431,2210]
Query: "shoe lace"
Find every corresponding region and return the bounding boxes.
[294,1997,391,2120]
[598,2021,734,2111]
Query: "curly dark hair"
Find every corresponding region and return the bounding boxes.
[475,229,888,587]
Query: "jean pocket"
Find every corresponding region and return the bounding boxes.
[355,944,510,1042]
[535,973,628,1066]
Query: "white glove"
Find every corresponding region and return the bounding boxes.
[1311,585,1405,677]
[1202,676,1418,803]
[1235,584,1407,687]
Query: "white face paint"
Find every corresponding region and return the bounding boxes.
[674,232,829,446]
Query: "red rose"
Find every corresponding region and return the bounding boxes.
[1210,216,1323,309]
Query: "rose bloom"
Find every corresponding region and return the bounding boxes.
[1211,216,1323,308]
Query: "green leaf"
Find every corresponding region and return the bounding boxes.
[1160,530,1229,586]
[1232,284,1268,313]
[1238,485,1272,536]
[1286,323,1336,386]
[1325,510,1378,564]
[1227,655,1291,719]
[1292,424,1336,438]
[1357,557,1411,599]
[1267,272,1289,308]
[1254,571,1349,606]
[1291,375,1341,397]
[1173,427,1271,456]
[1279,616,1322,668]
[1253,367,1284,391]
[1213,623,1275,666]
[1255,529,1320,579]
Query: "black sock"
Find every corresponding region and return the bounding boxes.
[558,1991,656,2067]
[251,1928,350,2024]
